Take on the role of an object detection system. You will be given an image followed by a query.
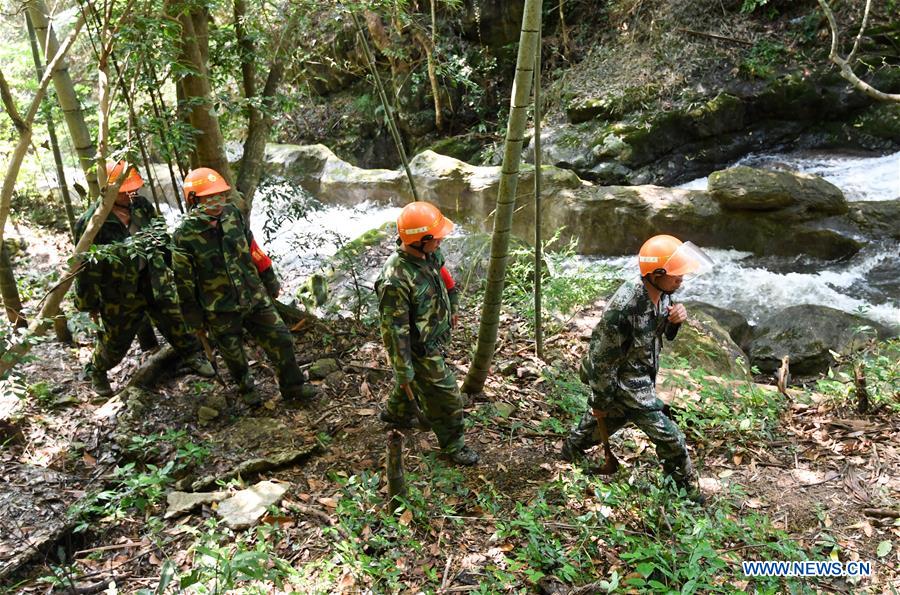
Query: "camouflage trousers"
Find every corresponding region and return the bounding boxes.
[204,302,303,395]
[92,287,201,373]
[566,404,696,484]
[385,352,465,453]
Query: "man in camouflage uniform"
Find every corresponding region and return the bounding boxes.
[376,201,478,466]
[74,161,214,396]
[562,235,713,501]
[172,167,313,406]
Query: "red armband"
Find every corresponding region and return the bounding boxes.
[440,266,455,291]
[249,238,273,272]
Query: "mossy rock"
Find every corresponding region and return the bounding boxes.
[708,166,847,215]
[748,305,893,376]
[683,301,753,349]
[427,135,487,163]
[688,93,746,138]
[664,310,751,380]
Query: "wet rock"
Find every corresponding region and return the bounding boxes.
[747,305,893,376]
[664,310,751,380]
[216,480,289,530]
[846,201,900,240]
[709,166,847,216]
[683,301,753,349]
[324,370,345,387]
[164,490,228,519]
[258,144,868,261]
[218,417,292,452]
[197,406,220,424]
[203,393,229,413]
[309,358,339,380]
[494,402,517,418]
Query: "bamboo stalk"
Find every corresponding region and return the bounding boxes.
[25,12,77,241]
[533,17,543,361]
[350,9,420,202]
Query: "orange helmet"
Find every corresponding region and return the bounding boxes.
[106,161,143,193]
[638,234,713,277]
[397,201,454,244]
[183,167,231,204]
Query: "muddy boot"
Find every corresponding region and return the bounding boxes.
[238,376,261,406]
[560,438,586,463]
[136,322,160,352]
[281,383,319,408]
[447,445,479,466]
[379,408,431,430]
[87,364,113,398]
[183,352,216,378]
[674,476,706,505]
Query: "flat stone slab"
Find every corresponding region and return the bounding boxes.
[164,490,229,519]
[0,465,80,579]
[216,481,290,530]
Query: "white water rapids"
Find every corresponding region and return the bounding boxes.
[162,150,898,329]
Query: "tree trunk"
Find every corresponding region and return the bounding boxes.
[178,9,233,186]
[237,64,283,214]
[53,313,72,344]
[0,243,26,329]
[26,11,77,240]
[0,15,85,249]
[233,0,291,214]
[26,0,100,198]
[462,0,542,395]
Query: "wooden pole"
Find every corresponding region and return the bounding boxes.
[386,429,407,513]
[533,18,544,361]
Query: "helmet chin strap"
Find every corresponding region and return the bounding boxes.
[644,272,675,296]
[400,235,434,256]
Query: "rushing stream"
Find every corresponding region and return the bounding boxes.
[173,150,899,329]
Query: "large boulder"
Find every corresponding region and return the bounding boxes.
[663,310,752,380]
[254,144,865,261]
[682,301,753,349]
[546,184,861,260]
[747,305,894,376]
[708,166,847,217]
[263,143,404,205]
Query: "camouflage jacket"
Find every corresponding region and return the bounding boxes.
[73,195,174,313]
[172,203,280,330]
[375,248,459,384]
[580,277,680,412]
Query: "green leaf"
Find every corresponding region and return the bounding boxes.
[876,540,892,557]
[636,562,655,577]
[739,419,751,430]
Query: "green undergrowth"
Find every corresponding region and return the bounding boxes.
[496,233,623,334]
[280,460,811,593]
[815,338,899,413]
[661,355,789,448]
[66,430,211,534]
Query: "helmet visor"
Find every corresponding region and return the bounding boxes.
[664,241,714,278]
